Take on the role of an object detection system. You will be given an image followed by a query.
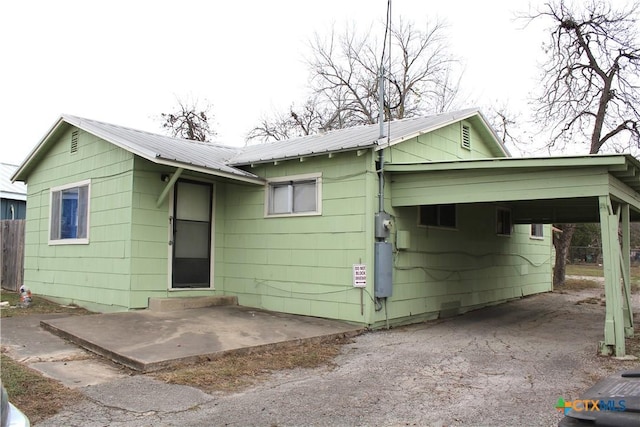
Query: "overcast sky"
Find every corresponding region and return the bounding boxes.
[2,0,561,165]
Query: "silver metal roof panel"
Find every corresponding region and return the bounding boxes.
[0,163,27,200]
[230,108,503,165]
[61,115,259,180]
[13,108,506,185]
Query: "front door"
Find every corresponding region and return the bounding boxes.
[172,180,212,288]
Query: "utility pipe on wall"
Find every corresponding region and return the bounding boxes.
[377,67,385,215]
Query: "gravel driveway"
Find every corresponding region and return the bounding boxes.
[38,286,640,426]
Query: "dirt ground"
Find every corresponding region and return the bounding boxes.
[37,285,640,426]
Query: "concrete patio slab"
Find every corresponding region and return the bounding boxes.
[40,305,364,372]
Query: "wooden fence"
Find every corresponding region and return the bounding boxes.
[1,219,25,291]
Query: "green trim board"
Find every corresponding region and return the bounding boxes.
[599,196,627,356]
[388,155,640,222]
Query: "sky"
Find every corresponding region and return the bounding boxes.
[1,0,561,166]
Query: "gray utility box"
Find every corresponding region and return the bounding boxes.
[374,241,393,298]
[375,212,392,239]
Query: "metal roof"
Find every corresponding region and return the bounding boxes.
[13,115,263,184]
[230,108,507,165]
[12,108,507,184]
[0,163,27,200]
[61,115,261,182]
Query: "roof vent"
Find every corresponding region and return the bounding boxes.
[70,130,79,154]
[461,124,471,150]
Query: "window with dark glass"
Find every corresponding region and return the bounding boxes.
[496,208,512,236]
[531,224,544,239]
[419,204,456,228]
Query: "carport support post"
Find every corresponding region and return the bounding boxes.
[620,203,634,338]
[598,196,626,357]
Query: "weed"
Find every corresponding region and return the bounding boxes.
[1,292,91,318]
[151,338,350,393]
[0,353,84,424]
[562,278,602,291]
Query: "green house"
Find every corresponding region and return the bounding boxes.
[12,109,640,355]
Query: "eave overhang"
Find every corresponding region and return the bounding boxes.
[387,154,640,223]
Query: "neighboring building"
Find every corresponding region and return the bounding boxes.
[11,110,640,345]
[0,163,27,220]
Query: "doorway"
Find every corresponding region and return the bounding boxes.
[172,180,212,288]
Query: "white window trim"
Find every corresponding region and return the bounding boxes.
[530,224,544,240]
[49,179,91,245]
[264,172,322,217]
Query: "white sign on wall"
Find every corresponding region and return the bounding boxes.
[353,264,367,288]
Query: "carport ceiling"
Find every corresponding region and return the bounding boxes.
[387,154,640,223]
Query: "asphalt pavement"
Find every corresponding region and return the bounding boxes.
[2,288,639,426]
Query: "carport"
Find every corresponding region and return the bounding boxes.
[386,154,640,357]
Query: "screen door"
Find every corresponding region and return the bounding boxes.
[172,180,212,288]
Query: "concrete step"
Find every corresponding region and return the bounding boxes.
[148,295,237,312]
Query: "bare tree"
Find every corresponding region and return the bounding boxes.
[160,98,216,142]
[247,97,335,143]
[248,18,461,142]
[527,0,640,286]
[484,103,520,147]
[247,112,296,143]
[532,1,640,154]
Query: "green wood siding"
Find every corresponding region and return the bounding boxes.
[391,166,611,207]
[20,116,553,324]
[365,119,552,326]
[130,160,172,306]
[124,133,549,325]
[376,203,552,327]
[22,127,135,312]
[130,158,230,305]
[387,121,501,163]
[219,152,375,324]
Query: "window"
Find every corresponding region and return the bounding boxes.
[419,204,456,228]
[50,180,90,244]
[531,224,544,239]
[496,207,512,236]
[266,174,321,216]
